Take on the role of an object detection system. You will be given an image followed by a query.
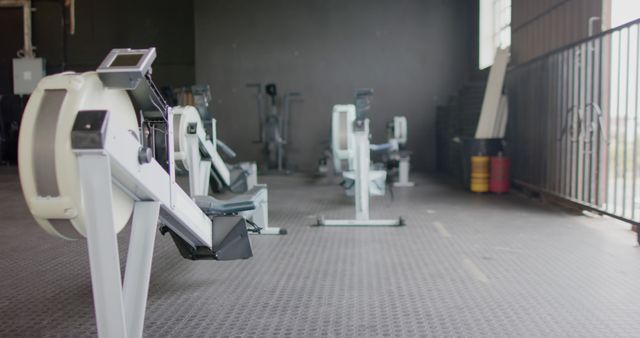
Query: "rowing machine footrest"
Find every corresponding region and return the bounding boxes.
[160,216,253,261]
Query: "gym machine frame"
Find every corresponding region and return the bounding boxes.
[19,48,253,338]
[317,89,404,227]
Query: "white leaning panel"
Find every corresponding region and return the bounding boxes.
[475,47,510,139]
[18,72,138,239]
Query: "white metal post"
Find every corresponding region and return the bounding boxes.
[394,156,415,187]
[199,160,211,195]
[76,152,127,338]
[167,107,176,208]
[186,133,201,197]
[247,162,258,190]
[354,129,370,220]
[252,189,268,230]
[185,131,213,197]
[122,201,160,338]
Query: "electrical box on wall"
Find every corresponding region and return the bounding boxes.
[13,58,45,95]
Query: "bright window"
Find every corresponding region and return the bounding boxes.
[479,0,511,69]
[611,0,640,28]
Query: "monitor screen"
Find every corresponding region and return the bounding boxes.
[109,53,144,67]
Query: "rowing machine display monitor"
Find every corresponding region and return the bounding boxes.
[97,48,156,89]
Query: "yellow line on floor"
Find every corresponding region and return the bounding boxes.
[462,257,489,284]
[433,221,451,238]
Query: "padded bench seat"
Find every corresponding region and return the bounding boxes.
[194,185,267,216]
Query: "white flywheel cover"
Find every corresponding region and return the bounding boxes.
[172,105,203,172]
[18,72,139,239]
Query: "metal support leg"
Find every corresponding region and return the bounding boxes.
[78,152,162,338]
[243,186,286,235]
[394,156,415,187]
[354,131,369,220]
[77,152,127,338]
[123,202,160,338]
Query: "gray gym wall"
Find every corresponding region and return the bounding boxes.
[195,0,471,172]
[0,0,195,95]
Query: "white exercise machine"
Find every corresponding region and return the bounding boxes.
[172,105,285,235]
[331,104,387,196]
[318,89,403,227]
[331,107,413,194]
[386,116,414,187]
[18,48,256,338]
[247,82,301,173]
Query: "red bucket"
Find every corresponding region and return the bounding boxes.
[490,155,510,193]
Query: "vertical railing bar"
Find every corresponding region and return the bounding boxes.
[557,51,564,194]
[526,66,532,184]
[576,44,582,201]
[589,36,599,205]
[565,49,572,197]
[540,60,547,189]
[563,48,575,197]
[585,39,594,205]
[515,70,521,184]
[543,59,548,188]
[529,62,542,184]
[576,45,580,201]
[524,68,529,183]
[583,41,590,205]
[603,33,610,211]
[571,45,582,200]
[543,60,548,190]
[614,30,622,214]
[595,36,603,207]
[533,65,537,185]
[564,49,571,197]
[591,37,598,205]
[520,69,524,185]
[577,43,586,203]
[577,44,584,201]
[552,54,559,193]
[571,46,578,199]
[531,63,536,185]
[556,52,567,194]
[547,56,555,191]
[596,36,602,206]
[622,27,631,217]
[524,68,528,184]
[632,25,640,221]
[590,37,597,205]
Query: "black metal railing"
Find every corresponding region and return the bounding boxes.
[507,18,640,230]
